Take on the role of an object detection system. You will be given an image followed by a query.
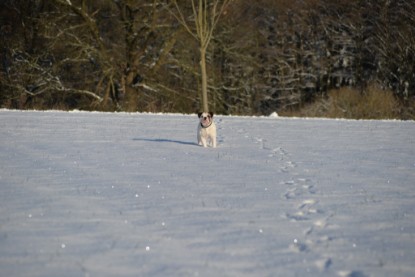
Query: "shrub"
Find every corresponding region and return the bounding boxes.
[281,84,402,119]
[327,85,399,119]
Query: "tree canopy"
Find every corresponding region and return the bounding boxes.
[1,0,414,117]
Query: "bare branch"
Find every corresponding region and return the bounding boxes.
[169,1,198,40]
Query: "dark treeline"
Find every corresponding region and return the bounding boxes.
[1,0,414,116]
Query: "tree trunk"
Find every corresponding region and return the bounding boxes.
[200,47,209,112]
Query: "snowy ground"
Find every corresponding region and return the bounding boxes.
[1,110,414,277]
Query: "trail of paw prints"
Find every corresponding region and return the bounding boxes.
[215,118,225,146]
[233,129,328,238]
[232,128,365,276]
[282,184,322,224]
[280,179,326,233]
[222,122,260,148]
[282,187,337,274]
[280,179,363,276]
[240,131,335,260]
[276,164,339,274]
[281,178,317,200]
[246,135,332,246]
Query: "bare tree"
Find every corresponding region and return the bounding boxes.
[45,0,170,111]
[0,0,106,109]
[170,0,231,112]
[2,0,414,116]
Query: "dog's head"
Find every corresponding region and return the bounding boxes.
[198,112,214,127]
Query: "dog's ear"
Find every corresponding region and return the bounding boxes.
[198,112,203,118]
[209,112,214,118]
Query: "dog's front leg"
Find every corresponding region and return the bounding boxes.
[211,137,217,148]
[197,133,202,146]
[200,137,208,147]
[198,133,207,147]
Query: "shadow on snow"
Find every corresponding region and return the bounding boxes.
[133,138,198,146]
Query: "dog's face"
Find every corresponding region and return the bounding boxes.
[198,112,214,127]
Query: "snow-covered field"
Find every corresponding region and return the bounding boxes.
[1,110,414,277]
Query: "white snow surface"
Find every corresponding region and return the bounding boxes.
[1,110,415,277]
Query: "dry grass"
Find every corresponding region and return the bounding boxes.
[281,85,407,120]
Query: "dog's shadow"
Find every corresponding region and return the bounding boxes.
[133,138,198,146]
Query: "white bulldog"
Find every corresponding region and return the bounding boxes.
[197,112,217,148]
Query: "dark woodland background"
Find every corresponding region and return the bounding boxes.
[1,0,415,119]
